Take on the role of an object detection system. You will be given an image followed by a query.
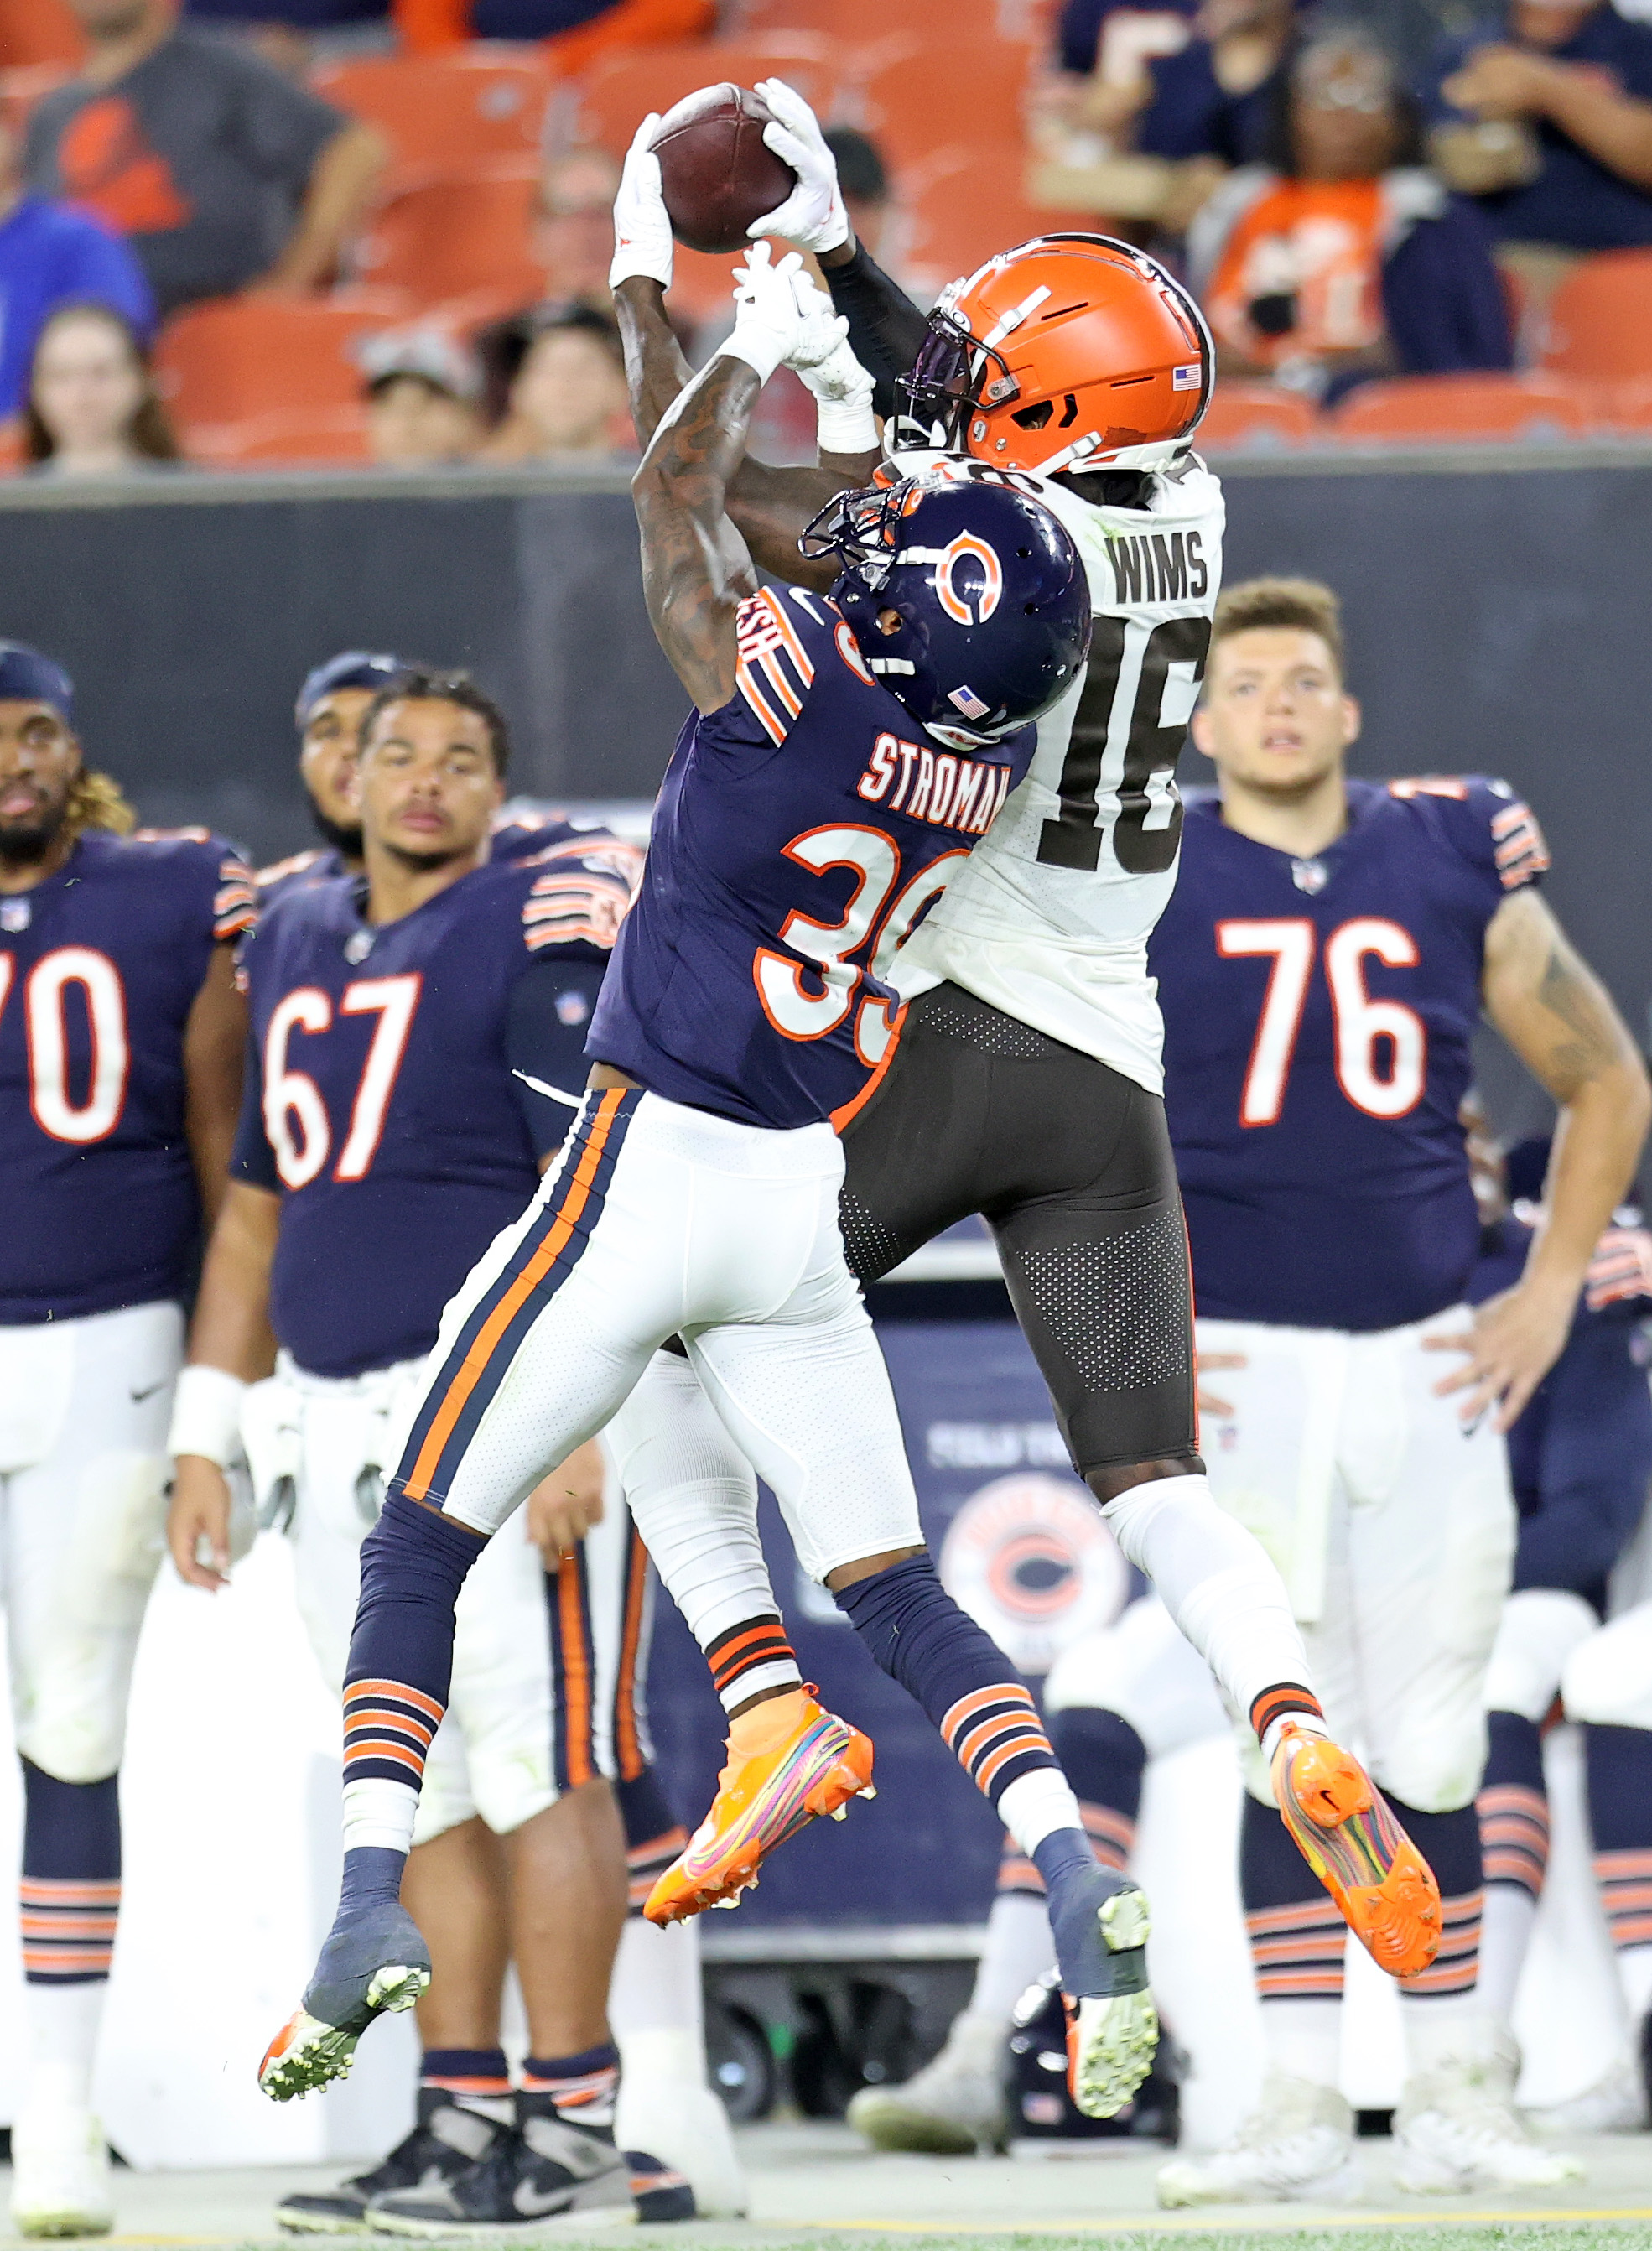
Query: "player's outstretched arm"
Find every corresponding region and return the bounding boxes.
[183,939,249,1228]
[1430,889,1651,1429]
[631,245,814,711]
[168,1180,281,1591]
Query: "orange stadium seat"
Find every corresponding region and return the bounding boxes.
[355,161,542,306]
[154,294,405,429]
[899,144,1087,300]
[1194,382,1318,450]
[567,34,839,156]
[0,0,83,69]
[847,40,1036,169]
[1538,249,1652,382]
[188,409,373,469]
[1330,372,1595,444]
[313,50,555,191]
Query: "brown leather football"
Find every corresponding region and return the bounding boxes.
[652,84,797,257]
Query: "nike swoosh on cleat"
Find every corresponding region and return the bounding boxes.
[129,1379,168,1402]
[512,2179,578,2217]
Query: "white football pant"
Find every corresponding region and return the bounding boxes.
[1197,1309,1516,1811]
[0,1302,179,1781]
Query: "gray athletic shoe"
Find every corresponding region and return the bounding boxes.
[368,2115,633,2235]
[278,2103,504,2234]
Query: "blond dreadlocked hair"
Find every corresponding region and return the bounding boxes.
[65,768,138,840]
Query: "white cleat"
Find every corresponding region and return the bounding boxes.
[847,2009,1011,2154]
[1156,2074,1363,2208]
[615,2033,748,2218]
[10,2096,115,2239]
[1395,2030,1584,2193]
[1527,2055,1649,2137]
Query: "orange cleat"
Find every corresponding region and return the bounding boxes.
[645,1688,875,1925]
[1272,1727,1442,1981]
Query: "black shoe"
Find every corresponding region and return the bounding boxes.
[367,2114,633,2235]
[277,2100,506,2234]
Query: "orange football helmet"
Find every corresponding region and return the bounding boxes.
[896,233,1213,476]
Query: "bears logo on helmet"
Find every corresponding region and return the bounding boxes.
[896,233,1214,476]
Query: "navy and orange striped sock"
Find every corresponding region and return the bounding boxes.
[420,2046,513,2124]
[1394,1801,1483,2001]
[616,1770,688,1915]
[20,1761,121,1989]
[1241,1792,1346,2001]
[519,2042,620,2135]
[1249,1683,1327,1764]
[705,1614,803,1714]
[1478,1709,1550,1902]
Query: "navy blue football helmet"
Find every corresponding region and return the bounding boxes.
[800,473,1091,754]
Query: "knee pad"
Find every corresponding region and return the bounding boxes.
[1563,1601,1652,1731]
[1370,1714,1488,1817]
[1484,1587,1598,1723]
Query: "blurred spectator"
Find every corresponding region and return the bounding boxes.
[0,105,153,420]
[392,0,709,69]
[23,0,387,314]
[1190,33,1512,398]
[823,126,893,263]
[475,146,619,423]
[359,326,481,466]
[481,304,631,464]
[23,299,181,474]
[1428,0,1652,254]
[181,0,393,82]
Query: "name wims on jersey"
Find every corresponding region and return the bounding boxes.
[883,454,1224,1095]
[1153,776,1551,1332]
[234,833,639,1379]
[0,828,254,1324]
[588,585,1036,1134]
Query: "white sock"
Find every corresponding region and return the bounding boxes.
[23,1980,106,2109]
[1402,1992,1488,2074]
[606,1354,797,1700]
[1477,1883,1539,2024]
[1261,1996,1342,2090]
[969,1893,1057,2026]
[1618,1941,1652,2023]
[998,1766,1085,1859]
[1104,1475,1322,1751]
[608,1912,704,2049]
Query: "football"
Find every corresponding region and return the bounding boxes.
[652,84,797,257]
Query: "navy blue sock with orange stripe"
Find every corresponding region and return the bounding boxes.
[20,1760,121,2107]
[421,2046,513,2124]
[1479,1708,1549,1902]
[519,2043,620,2135]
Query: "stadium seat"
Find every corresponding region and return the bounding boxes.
[355,161,542,307]
[0,0,82,69]
[1538,248,1652,382]
[187,410,373,469]
[899,143,1088,300]
[314,50,555,192]
[154,294,406,429]
[847,39,1036,169]
[1329,372,1595,444]
[567,34,839,156]
[1194,383,1318,451]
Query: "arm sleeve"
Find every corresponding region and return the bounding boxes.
[232,50,347,185]
[821,241,931,420]
[505,954,609,1162]
[229,1027,279,1190]
[1514,1317,1652,1594]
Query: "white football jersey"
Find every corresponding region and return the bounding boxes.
[888,452,1225,1095]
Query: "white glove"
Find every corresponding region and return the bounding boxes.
[746,77,850,254]
[721,238,813,385]
[610,114,673,291]
[778,265,878,455]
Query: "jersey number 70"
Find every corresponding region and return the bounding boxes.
[1038,615,1210,875]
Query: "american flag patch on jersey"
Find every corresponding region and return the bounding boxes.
[1490,799,1551,889]
[735,588,816,745]
[214,855,257,939]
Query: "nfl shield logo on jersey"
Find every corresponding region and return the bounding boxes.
[1,898,30,931]
[1290,857,1328,895]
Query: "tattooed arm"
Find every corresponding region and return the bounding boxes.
[631,346,766,713]
[615,275,875,592]
[1427,887,1651,1428]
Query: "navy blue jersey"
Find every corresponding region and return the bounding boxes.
[1472,1215,1652,1605]
[589,586,1035,1131]
[1152,774,1550,1329]
[233,834,636,1378]
[0,826,255,1324]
